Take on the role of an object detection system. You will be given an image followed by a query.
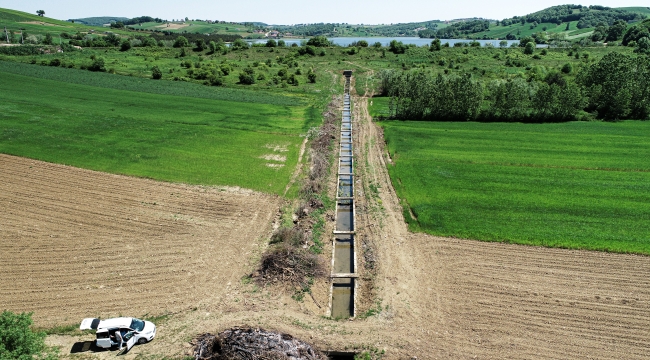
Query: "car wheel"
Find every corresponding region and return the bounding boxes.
[138,338,148,345]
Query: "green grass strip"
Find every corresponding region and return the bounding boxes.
[380,120,650,255]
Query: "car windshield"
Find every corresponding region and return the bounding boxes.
[129,318,145,332]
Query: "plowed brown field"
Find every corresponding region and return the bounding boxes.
[0,154,281,324]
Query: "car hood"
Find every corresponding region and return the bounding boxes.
[143,321,156,333]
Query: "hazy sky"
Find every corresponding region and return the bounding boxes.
[1,0,645,24]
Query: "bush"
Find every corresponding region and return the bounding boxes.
[561,63,573,74]
[306,35,330,47]
[88,57,106,72]
[173,36,189,48]
[151,65,162,80]
[120,40,131,52]
[524,42,535,55]
[0,311,57,360]
[238,67,256,84]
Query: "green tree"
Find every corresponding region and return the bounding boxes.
[120,39,131,51]
[194,38,206,51]
[0,311,57,360]
[151,65,162,80]
[36,10,45,17]
[43,33,53,45]
[173,36,189,48]
[307,70,316,83]
[499,40,508,48]
[277,40,285,47]
[105,33,121,46]
[88,57,106,72]
[622,24,650,46]
[231,38,249,50]
[524,41,535,55]
[591,23,608,42]
[578,52,650,120]
[635,37,650,54]
[430,38,441,51]
[306,35,330,47]
[238,67,256,84]
[266,39,277,47]
[388,40,406,54]
[606,20,627,42]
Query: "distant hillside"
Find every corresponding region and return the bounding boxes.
[618,7,650,16]
[70,16,129,26]
[419,4,648,40]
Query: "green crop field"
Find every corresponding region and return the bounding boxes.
[0,64,317,195]
[375,117,650,254]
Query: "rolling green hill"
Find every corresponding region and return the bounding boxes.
[70,16,129,26]
[419,5,648,40]
[0,8,132,44]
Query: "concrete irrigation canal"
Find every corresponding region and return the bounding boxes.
[329,71,357,319]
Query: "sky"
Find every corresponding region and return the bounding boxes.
[0,0,645,24]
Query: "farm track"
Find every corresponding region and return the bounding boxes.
[0,154,280,324]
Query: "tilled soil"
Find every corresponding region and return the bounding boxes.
[0,154,281,324]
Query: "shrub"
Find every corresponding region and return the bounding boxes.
[238,67,256,84]
[151,65,162,80]
[561,63,573,74]
[0,311,57,360]
[524,42,535,55]
[88,57,106,72]
[173,36,189,48]
[120,40,131,52]
[306,35,330,47]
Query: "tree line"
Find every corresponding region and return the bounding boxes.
[379,52,650,122]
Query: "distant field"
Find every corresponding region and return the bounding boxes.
[374,116,650,254]
[137,20,257,37]
[0,65,315,195]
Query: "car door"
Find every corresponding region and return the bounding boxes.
[122,329,137,352]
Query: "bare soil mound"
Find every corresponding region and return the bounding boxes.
[0,154,280,325]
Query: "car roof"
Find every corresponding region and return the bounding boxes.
[97,317,133,329]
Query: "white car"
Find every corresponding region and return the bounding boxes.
[80,317,156,351]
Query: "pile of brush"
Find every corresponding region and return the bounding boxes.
[193,327,327,360]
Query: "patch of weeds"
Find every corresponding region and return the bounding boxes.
[279,204,295,229]
[355,348,385,360]
[358,299,383,319]
[241,274,253,285]
[141,313,171,325]
[292,277,314,302]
